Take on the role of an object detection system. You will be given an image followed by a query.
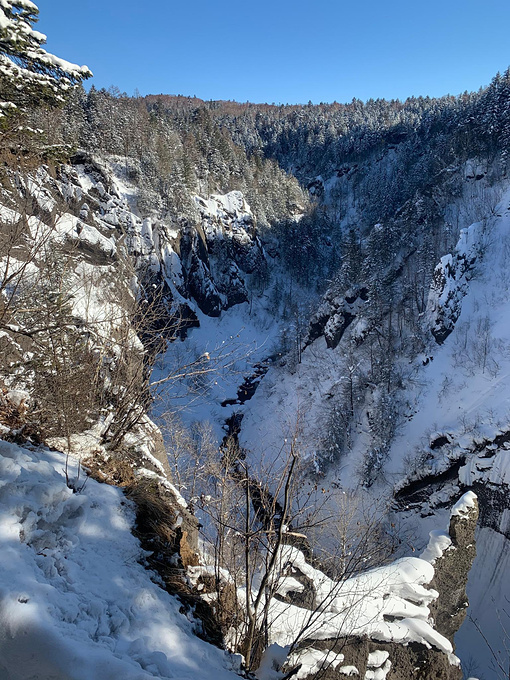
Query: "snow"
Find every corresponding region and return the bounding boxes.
[239,331,351,472]
[450,490,477,517]
[266,545,451,655]
[366,650,389,667]
[286,647,345,679]
[0,7,13,30]
[0,149,499,677]
[420,530,452,564]
[234,173,510,511]
[379,187,510,670]
[195,191,251,221]
[388,190,510,484]
[28,48,92,79]
[0,439,239,680]
[275,575,304,597]
[419,492,477,563]
[0,0,91,110]
[3,389,29,409]
[363,650,391,680]
[255,643,290,680]
[48,212,117,257]
[151,300,280,444]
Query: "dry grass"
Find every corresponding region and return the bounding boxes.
[83,452,136,487]
[0,393,26,429]
[125,477,176,545]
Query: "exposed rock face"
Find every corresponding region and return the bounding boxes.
[196,192,263,274]
[428,493,479,644]
[181,192,265,315]
[180,224,225,316]
[146,191,266,318]
[60,158,266,325]
[309,638,462,680]
[394,425,510,535]
[306,286,369,349]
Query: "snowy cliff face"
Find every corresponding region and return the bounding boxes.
[0,156,178,473]
[0,154,486,679]
[0,160,269,678]
[68,154,267,324]
[428,492,479,646]
[0,152,272,470]
[380,187,510,676]
[234,157,506,478]
[179,192,264,316]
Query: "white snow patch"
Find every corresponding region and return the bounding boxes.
[366,650,389,667]
[365,650,391,680]
[451,490,477,517]
[287,647,345,679]
[420,530,452,564]
[255,643,290,680]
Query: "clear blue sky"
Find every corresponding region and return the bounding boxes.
[36,0,510,105]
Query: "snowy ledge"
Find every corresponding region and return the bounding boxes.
[267,544,452,655]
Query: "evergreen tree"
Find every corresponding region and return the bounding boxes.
[0,1,91,119]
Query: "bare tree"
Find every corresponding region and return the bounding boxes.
[179,418,397,674]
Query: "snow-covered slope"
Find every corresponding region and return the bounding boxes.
[0,439,240,680]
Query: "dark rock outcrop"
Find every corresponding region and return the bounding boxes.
[177,192,267,316]
[306,286,369,350]
[427,227,479,345]
[429,495,479,644]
